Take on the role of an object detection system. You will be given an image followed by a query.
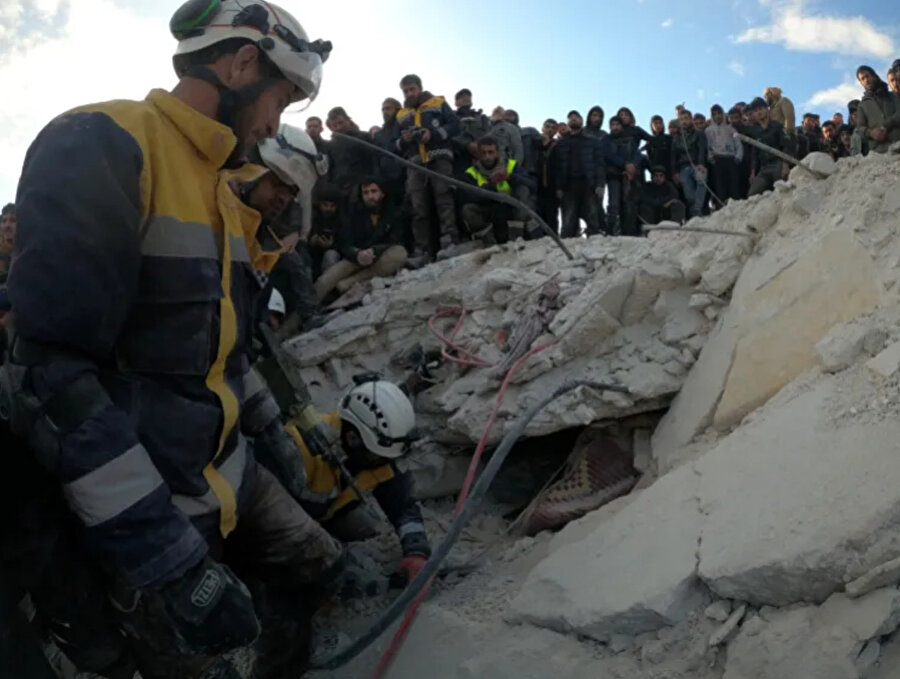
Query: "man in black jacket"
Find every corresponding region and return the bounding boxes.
[645,115,674,178]
[554,110,605,238]
[607,116,642,236]
[638,166,686,226]
[314,179,408,301]
[537,118,560,234]
[747,97,794,196]
[396,74,460,259]
[326,107,377,203]
[461,136,537,244]
[671,109,709,218]
[373,98,406,209]
[729,106,754,198]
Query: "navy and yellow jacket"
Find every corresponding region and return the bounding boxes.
[286,414,430,558]
[395,91,460,165]
[9,90,278,589]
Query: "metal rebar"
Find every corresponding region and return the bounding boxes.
[733,132,829,179]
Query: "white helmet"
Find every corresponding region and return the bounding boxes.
[257,124,328,238]
[340,380,416,459]
[170,0,331,103]
[267,288,286,315]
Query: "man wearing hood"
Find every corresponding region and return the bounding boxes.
[314,178,409,301]
[645,115,674,179]
[584,106,606,140]
[764,87,796,135]
[461,136,536,244]
[326,107,377,202]
[855,65,900,154]
[553,110,605,238]
[607,116,642,235]
[396,74,460,260]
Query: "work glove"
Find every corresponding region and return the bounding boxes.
[158,557,260,656]
[254,420,307,502]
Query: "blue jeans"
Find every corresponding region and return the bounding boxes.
[678,165,708,218]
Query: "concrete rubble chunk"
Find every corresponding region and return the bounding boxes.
[708,603,747,647]
[724,589,900,679]
[704,600,733,623]
[846,556,900,599]
[800,151,839,177]
[815,320,885,373]
[508,463,705,641]
[866,341,900,379]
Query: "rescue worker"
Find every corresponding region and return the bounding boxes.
[396,74,460,261]
[461,136,536,244]
[2,2,345,677]
[285,378,431,585]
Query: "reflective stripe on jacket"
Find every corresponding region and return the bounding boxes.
[465,159,517,194]
[9,90,275,587]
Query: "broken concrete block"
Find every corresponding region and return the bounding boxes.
[704,600,733,623]
[800,151,838,178]
[699,378,900,607]
[509,463,704,641]
[866,341,900,379]
[708,603,746,647]
[814,320,884,373]
[846,556,900,599]
[856,640,881,674]
[714,229,882,429]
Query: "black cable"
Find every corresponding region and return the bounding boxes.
[310,379,629,670]
[330,132,575,261]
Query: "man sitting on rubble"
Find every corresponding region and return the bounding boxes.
[638,166,686,226]
[461,136,536,245]
[314,178,408,302]
[285,378,431,586]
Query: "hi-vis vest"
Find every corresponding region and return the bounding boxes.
[466,159,517,194]
[285,413,395,521]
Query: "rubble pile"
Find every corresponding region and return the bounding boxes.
[312,149,900,679]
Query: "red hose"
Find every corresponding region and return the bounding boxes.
[370,317,554,679]
[427,308,494,368]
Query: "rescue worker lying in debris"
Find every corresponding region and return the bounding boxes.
[461,136,536,244]
[2,2,349,677]
[313,178,409,303]
[285,378,432,585]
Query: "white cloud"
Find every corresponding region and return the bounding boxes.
[728,60,745,77]
[661,18,673,28]
[697,88,706,100]
[736,0,894,57]
[806,81,861,109]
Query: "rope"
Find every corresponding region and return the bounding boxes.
[331,132,575,261]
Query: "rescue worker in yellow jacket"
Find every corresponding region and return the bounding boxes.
[461,136,537,245]
[2,2,343,677]
[286,378,432,584]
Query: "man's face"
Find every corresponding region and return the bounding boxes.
[0,212,16,248]
[382,101,399,124]
[491,107,505,123]
[693,114,705,128]
[840,131,851,146]
[822,124,835,140]
[479,144,499,168]
[402,83,422,102]
[803,117,816,131]
[542,121,557,137]
[728,112,741,127]
[588,111,602,126]
[679,112,693,129]
[652,171,665,186]
[888,71,898,93]
[233,80,294,156]
[619,110,633,126]
[328,114,353,135]
[610,120,623,134]
[567,114,583,131]
[504,110,518,124]
[669,123,680,136]
[248,173,295,222]
[455,93,472,109]
[712,111,724,125]
[318,201,338,216]
[765,91,776,105]
[558,122,570,136]
[850,110,858,126]
[361,183,384,208]
[306,118,323,139]
[756,107,770,125]
[858,70,876,91]
[651,118,664,134]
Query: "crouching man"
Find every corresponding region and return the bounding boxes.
[286,379,431,585]
[461,136,536,244]
[314,179,408,302]
[638,165,686,226]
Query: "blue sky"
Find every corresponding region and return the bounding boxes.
[0,0,897,200]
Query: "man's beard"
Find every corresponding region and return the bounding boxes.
[568,122,582,131]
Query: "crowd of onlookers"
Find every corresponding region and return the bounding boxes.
[295,61,900,301]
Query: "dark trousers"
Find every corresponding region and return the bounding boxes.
[748,166,781,197]
[561,182,602,238]
[711,156,741,202]
[407,157,456,254]
[536,189,560,236]
[639,200,686,226]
